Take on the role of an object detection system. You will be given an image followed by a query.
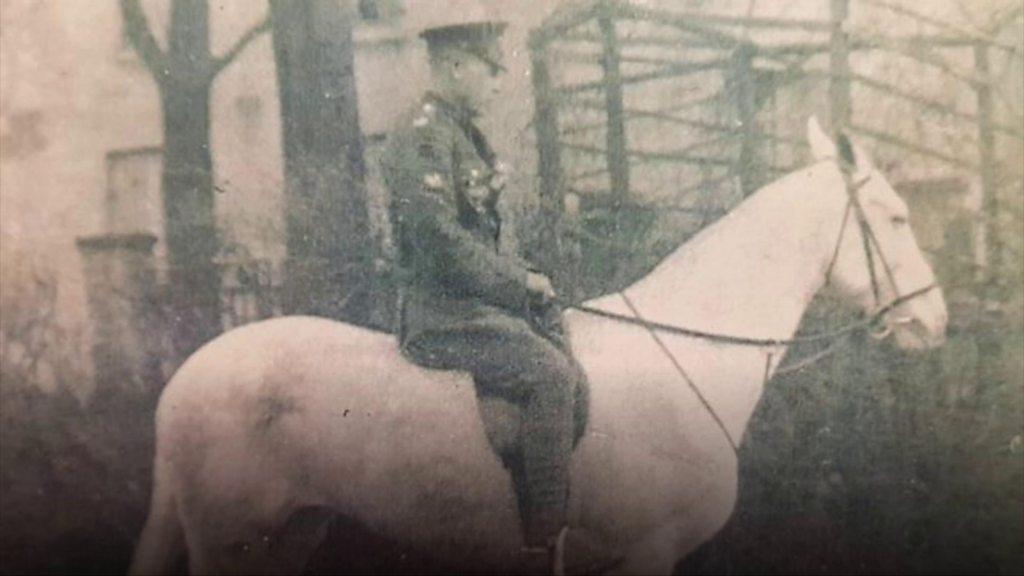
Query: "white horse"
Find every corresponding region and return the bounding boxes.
[129,118,947,575]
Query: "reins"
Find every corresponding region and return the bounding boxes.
[617,290,741,453]
[571,283,937,347]
[566,157,939,455]
[572,158,937,348]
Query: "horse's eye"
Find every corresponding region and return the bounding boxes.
[891,215,908,226]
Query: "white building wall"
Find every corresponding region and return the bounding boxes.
[0,0,569,379]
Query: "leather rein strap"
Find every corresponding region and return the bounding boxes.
[573,160,935,348]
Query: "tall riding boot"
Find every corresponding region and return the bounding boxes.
[520,508,565,575]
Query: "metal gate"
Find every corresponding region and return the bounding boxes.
[528,0,1022,301]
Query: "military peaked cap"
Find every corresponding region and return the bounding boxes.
[419,21,508,72]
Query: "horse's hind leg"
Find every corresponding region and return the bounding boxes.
[267,506,335,574]
[129,465,186,575]
[186,506,334,575]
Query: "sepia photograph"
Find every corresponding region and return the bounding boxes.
[1,0,1021,574]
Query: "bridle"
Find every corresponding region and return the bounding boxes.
[572,157,937,347]
[821,159,932,339]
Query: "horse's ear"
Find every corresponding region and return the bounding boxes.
[807,116,836,161]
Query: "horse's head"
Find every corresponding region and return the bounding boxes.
[807,117,948,350]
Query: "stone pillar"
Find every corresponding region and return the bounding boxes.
[77,233,161,397]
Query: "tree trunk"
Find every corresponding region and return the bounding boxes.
[269,0,375,327]
[160,0,220,358]
[119,0,270,358]
[160,77,221,357]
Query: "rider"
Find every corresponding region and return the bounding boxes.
[380,21,612,574]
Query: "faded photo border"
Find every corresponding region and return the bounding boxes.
[1,1,1021,574]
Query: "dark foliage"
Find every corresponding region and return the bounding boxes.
[682,300,1024,575]
[0,379,157,575]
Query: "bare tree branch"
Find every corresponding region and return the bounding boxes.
[119,0,168,79]
[986,2,1023,34]
[211,16,270,78]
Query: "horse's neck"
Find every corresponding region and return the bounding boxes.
[575,162,848,437]
[621,163,846,338]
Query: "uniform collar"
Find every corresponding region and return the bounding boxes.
[423,92,497,167]
[424,92,478,127]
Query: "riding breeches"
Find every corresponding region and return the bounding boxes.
[400,312,584,544]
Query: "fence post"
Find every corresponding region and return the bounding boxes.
[598,3,630,201]
[531,35,564,219]
[971,38,1007,411]
[973,41,1001,296]
[529,31,579,300]
[76,233,162,398]
[830,0,852,131]
[731,42,760,196]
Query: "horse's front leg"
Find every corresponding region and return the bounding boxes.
[610,516,706,576]
[608,519,682,576]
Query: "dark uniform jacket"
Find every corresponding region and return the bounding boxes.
[381,93,535,346]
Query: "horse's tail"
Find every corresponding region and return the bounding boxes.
[128,415,186,574]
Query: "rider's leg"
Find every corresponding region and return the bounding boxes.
[402,315,581,550]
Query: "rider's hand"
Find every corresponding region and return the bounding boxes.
[527,272,557,304]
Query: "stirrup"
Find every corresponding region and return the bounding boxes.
[552,525,626,576]
[552,526,569,576]
[519,543,555,576]
[519,526,567,576]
